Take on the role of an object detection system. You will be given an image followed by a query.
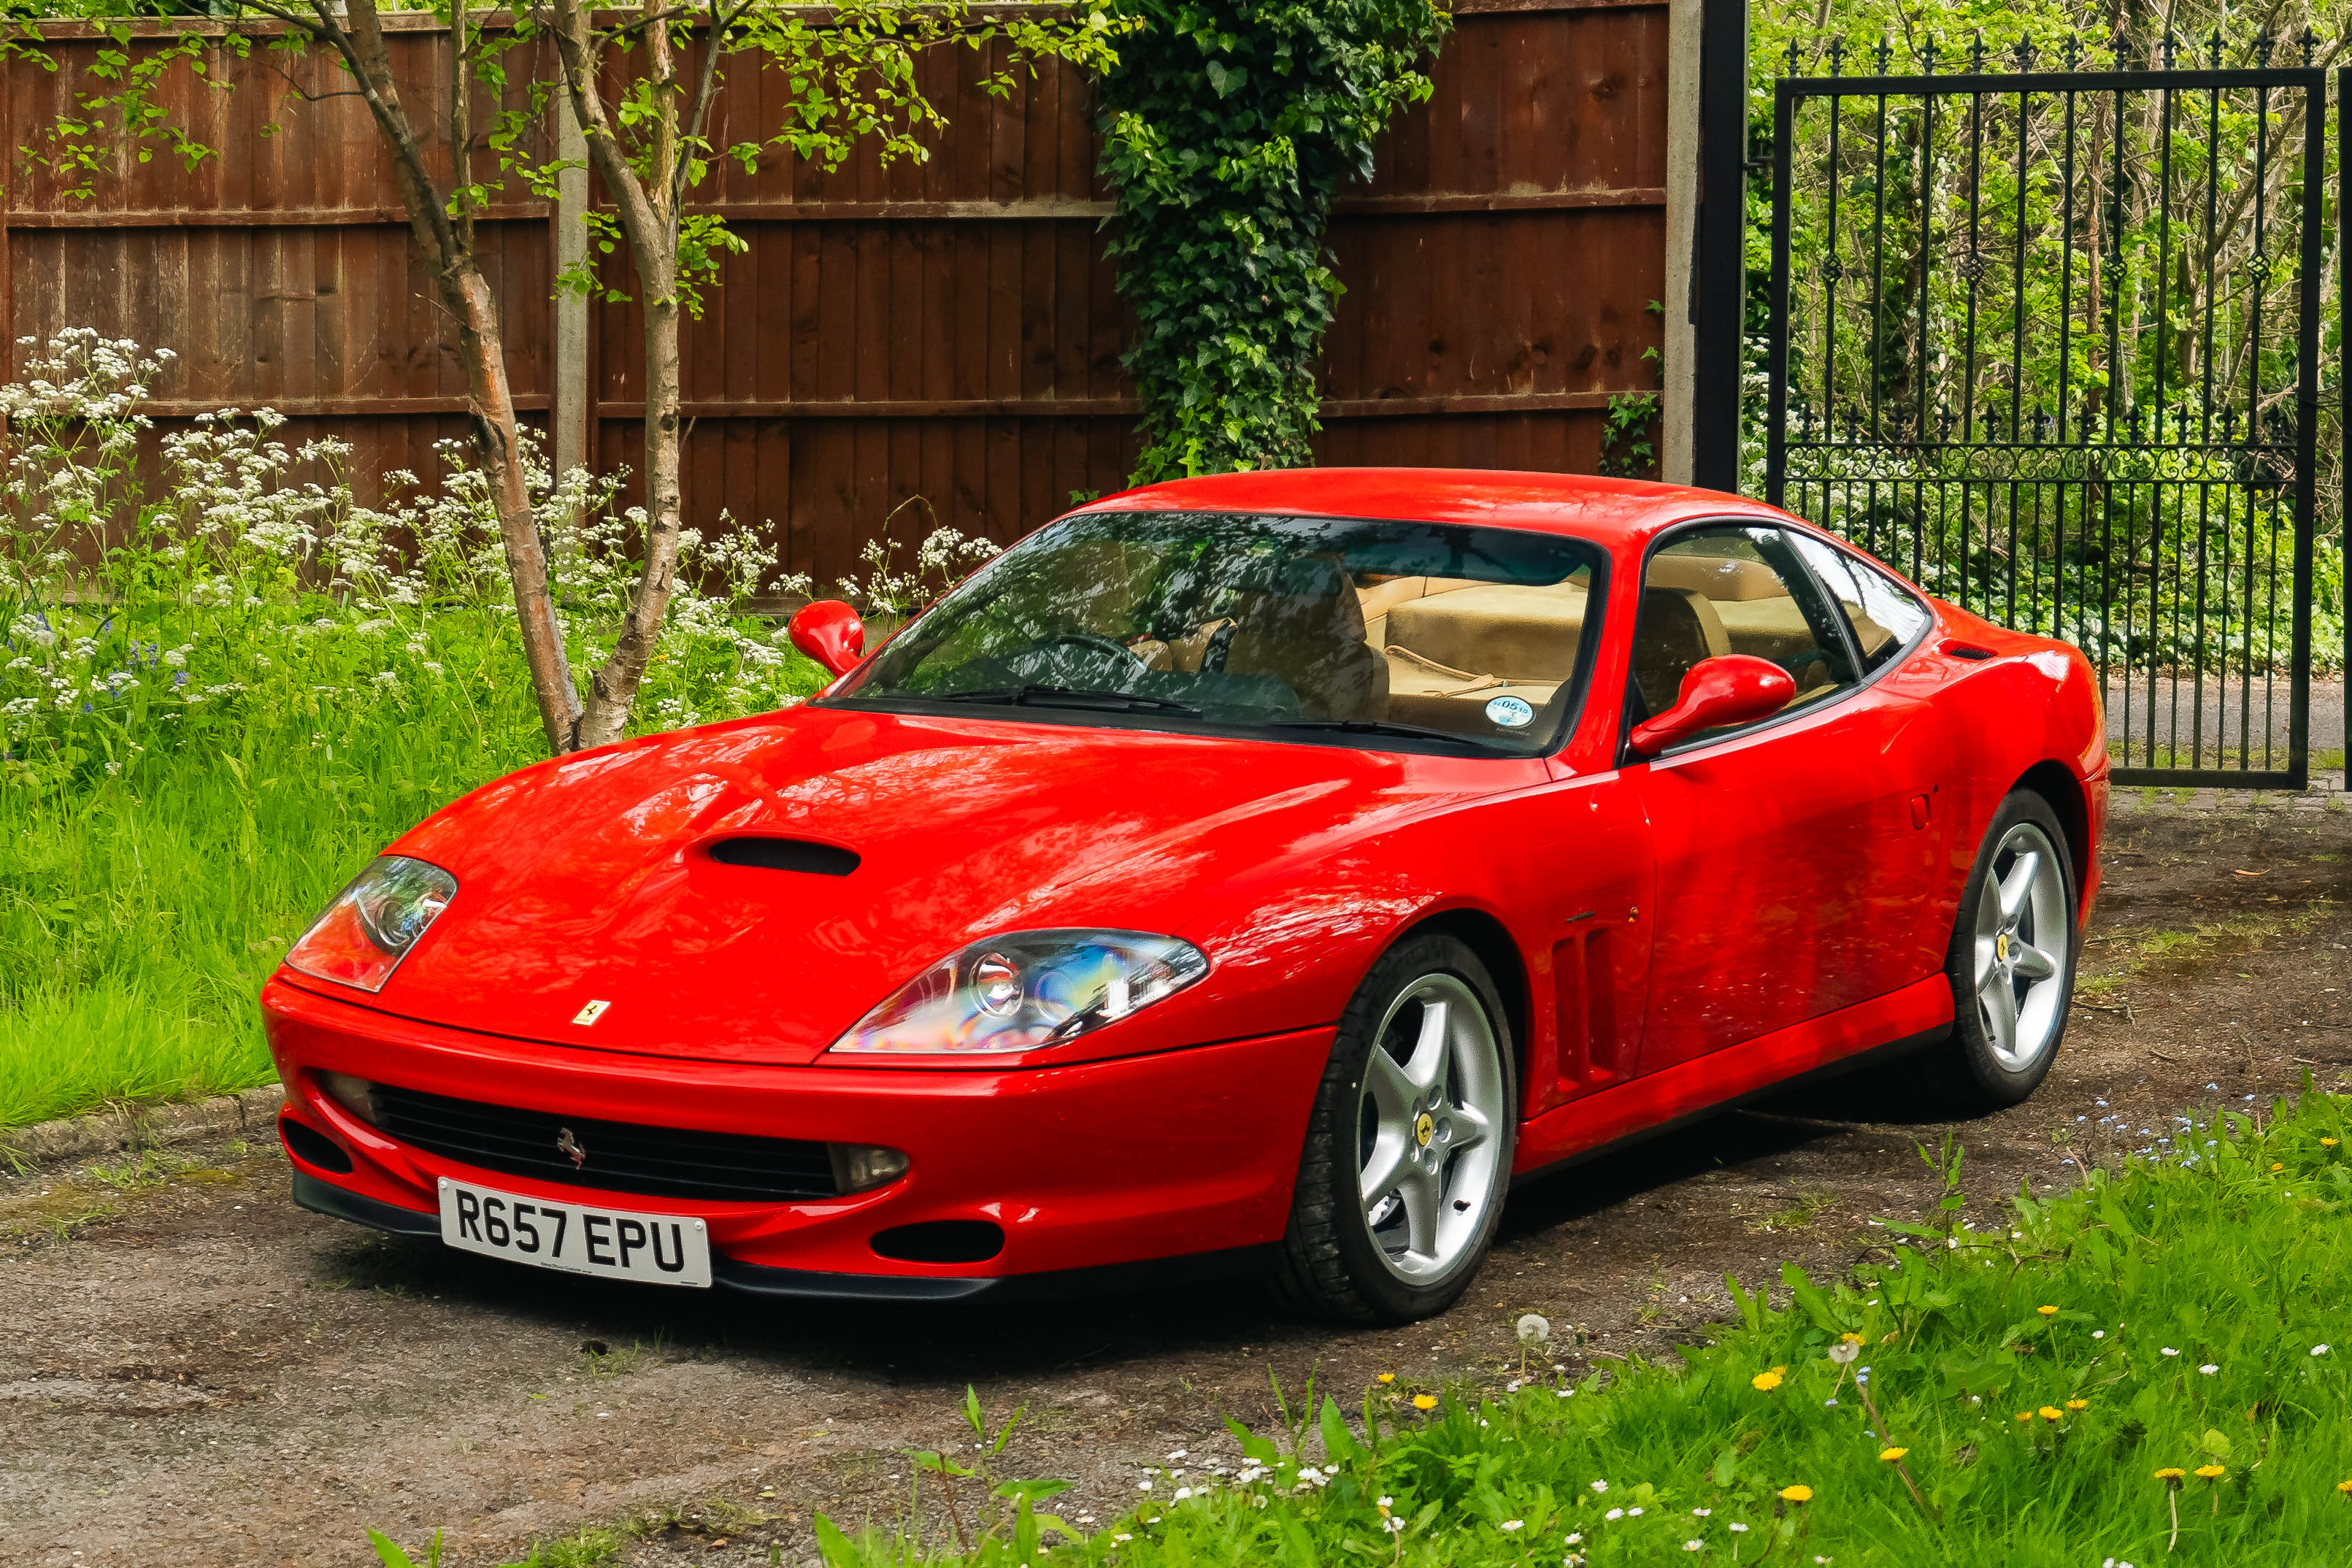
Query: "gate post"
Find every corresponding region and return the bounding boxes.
[1688,0,1748,493]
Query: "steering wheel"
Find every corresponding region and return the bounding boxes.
[1031,631,1148,669]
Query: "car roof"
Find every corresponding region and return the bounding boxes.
[1074,467,1794,550]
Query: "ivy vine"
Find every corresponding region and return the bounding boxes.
[1095,0,1448,483]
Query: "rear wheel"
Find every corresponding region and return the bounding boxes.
[1271,934,1516,1323]
[1911,789,2078,1112]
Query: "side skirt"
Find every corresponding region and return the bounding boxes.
[1510,974,1956,1184]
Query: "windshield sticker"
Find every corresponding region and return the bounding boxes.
[1484,695,1536,729]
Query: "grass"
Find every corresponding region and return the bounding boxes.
[777,1091,2352,1567]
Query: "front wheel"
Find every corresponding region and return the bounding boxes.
[1913,789,2079,1112]
[1270,934,1517,1323]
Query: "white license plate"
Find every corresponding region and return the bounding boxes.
[436,1177,712,1288]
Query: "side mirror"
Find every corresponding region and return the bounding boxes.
[788,599,866,677]
[1628,655,1796,758]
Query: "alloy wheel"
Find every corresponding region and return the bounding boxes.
[1355,974,1507,1283]
[1972,821,2070,1072]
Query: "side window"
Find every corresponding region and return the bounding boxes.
[1631,526,1861,729]
[1786,534,1933,674]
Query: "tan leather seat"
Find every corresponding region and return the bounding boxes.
[1375,580,1590,729]
[1631,586,1729,717]
[1647,553,1787,602]
[1356,575,1483,647]
[1218,560,1389,720]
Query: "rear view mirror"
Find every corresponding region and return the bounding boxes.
[788,599,866,677]
[1628,655,1796,757]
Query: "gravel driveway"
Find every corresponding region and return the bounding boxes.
[6,806,2349,1568]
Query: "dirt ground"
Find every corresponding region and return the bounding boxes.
[6,802,2351,1568]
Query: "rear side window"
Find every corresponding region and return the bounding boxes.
[1787,534,1934,673]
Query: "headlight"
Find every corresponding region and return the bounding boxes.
[831,929,1209,1055]
[283,855,458,993]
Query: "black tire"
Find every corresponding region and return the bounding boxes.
[1906,788,2079,1114]
[1269,933,1518,1323]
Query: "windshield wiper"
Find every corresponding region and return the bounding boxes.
[1264,718,1494,748]
[929,684,1204,717]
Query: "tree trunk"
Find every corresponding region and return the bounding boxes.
[318,0,584,753]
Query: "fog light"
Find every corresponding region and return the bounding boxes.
[315,1071,377,1126]
[829,1143,910,1194]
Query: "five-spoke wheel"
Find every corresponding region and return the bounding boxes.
[1274,933,1516,1322]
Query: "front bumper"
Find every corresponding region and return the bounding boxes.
[262,977,1331,1297]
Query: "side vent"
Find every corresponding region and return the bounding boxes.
[709,837,859,876]
[1550,927,1626,1099]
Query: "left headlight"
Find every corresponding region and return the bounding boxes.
[283,855,458,993]
[830,929,1209,1056]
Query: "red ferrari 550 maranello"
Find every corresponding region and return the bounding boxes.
[264,469,2107,1322]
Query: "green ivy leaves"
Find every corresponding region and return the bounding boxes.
[1096,0,1448,484]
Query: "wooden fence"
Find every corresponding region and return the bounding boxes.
[3,1,1672,583]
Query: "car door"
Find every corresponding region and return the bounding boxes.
[1627,523,1944,1076]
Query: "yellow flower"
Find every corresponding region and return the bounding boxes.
[1840,1332,1866,1345]
[1878,1448,1908,1462]
[2155,1468,2187,1485]
[2337,1478,2352,1494]
[2015,1412,2034,1423]
[2037,1305,2059,1317]
[1778,1485,1813,1504]
[2323,1138,2340,1148]
[1411,1394,1437,1411]
[1377,1373,1396,1385]
[2040,1406,2064,1422]
[2196,1464,2226,1480]
[2065,1399,2089,1412]
[1751,1366,1788,1391]
[2272,1162,2286,1172]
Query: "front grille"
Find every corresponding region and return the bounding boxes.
[367,1083,838,1202]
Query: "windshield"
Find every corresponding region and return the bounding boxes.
[829,510,1604,754]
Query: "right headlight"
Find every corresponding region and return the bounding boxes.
[829,929,1209,1056]
[283,855,457,993]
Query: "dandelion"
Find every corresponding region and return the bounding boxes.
[2272,1162,2286,1172]
[1412,1394,1437,1412]
[1751,1366,1788,1391]
[2196,1465,2226,1480]
[1878,1448,1908,1462]
[2337,1480,2352,1495]
[1778,1485,1813,1504]
[2015,1412,2034,1423]
[2040,1407,2063,1422]
[2324,1138,2340,1148]
[2066,1399,2089,1411]
[1827,1341,1861,1367]
[1377,1373,1396,1384]
[1517,1315,1552,1346]
[2037,1305,2059,1318]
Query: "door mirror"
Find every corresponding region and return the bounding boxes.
[788,599,866,677]
[1628,655,1796,757]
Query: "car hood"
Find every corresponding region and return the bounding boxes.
[330,704,1507,1066]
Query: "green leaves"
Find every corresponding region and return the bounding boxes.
[1096,0,1445,483]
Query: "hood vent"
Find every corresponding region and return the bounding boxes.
[707,837,860,876]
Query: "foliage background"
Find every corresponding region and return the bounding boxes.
[1745,0,2350,677]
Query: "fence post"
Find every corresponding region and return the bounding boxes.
[552,94,590,485]
[1660,0,1702,485]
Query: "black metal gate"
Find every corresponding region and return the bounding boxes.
[1762,37,2322,788]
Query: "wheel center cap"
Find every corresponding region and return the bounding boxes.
[1414,1112,1435,1148]
[1996,931,2011,964]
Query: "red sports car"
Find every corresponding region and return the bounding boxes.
[264,470,2106,1322]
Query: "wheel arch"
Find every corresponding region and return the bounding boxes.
[2013,759,2091,900]
[1398,906,1532,1095]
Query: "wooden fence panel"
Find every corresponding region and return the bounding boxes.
[6,1,1669,581]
